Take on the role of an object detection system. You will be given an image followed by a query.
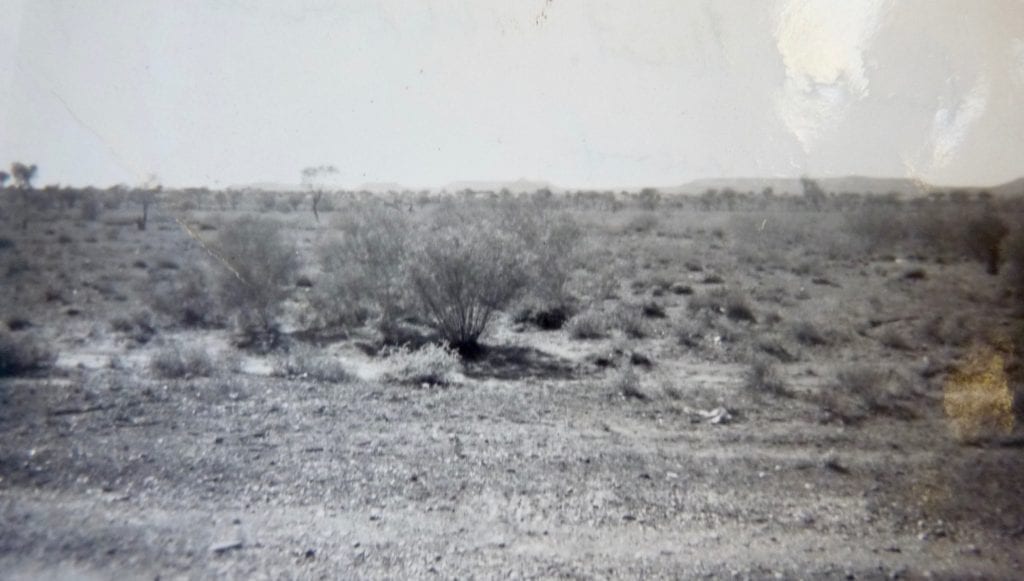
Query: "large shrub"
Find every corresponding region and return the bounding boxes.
[148,265,222,328]
[209,217,297,349]
[496,200,582,305]
[407,208,532,354]
[318,203,411,336]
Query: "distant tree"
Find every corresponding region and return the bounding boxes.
[638,187,661,211]
[800,176,826,211]
[132,185,160,231]
[0,171,8,188]
[301,165,338,222]
[10,163,37,189]
[720,188,738,211]
[949,189,971,205]
[700,189,719,211]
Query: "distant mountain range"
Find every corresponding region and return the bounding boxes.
[658,176,1024,197]
[442,179,556,194]
[229,176,1024,197]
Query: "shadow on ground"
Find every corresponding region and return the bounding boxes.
[462,345,577,380]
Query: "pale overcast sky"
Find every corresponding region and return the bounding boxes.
[0,0,1022,189]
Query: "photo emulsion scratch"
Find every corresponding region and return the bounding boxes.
[1,1,1023,578]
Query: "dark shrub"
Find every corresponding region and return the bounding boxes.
[965,211,1009,275]
[641,300,666,319]
[0,331,55,377]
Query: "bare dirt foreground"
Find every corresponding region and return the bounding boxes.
[2,201,1024,579]
[2,350,1023,579]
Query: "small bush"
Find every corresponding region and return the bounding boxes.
[792,320,830,347]
[0,331,55,377]
[110,310,156,345]
[641,300,666,319]
[670,283,693,295]
[724,296,756,323]
[274,345,351,383]
[148,266,222,328]
[149,344,214,379]
[568,310,608,340]
[903,268,927,280]
[688,288,755,322]
[819,365,916,423]
[879,328,914,351]
[676,318,707,349]
[614,305,649,338]
[623,213,659,234]
[381,342,460,386]
[745,358,789,398]
[513,300,575,330]
[756,336,799,362]
[611,364,648,400]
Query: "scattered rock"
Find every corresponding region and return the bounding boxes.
[685,407,733,424]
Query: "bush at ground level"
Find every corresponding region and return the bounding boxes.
[381,342,460,386]
[0,331,55,376]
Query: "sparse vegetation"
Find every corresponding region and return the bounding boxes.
[381,342,460,386]
[149,343,214,379]
[818,365,916,424]
[745,357,789,398]
[4,179,1024,577]
[567,310,608,340]
[274,344,351,383]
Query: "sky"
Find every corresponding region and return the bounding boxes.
[0,0,1022,190]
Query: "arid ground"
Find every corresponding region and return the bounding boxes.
[2,190,1023,579]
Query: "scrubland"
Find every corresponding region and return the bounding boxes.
[1,187,1023,578]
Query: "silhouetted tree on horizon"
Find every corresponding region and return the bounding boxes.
[11,162,37,189]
